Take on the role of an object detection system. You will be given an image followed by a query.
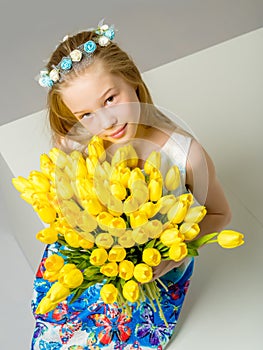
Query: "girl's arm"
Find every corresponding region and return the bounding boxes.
[185,138,232,236]
[152,138,232,280]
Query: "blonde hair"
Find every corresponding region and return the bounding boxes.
[45,29,178,150]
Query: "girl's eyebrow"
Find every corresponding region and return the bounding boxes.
[73,87,115,115]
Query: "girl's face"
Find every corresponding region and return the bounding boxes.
[61,60,140,144]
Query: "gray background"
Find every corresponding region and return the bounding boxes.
[0,0,262,125]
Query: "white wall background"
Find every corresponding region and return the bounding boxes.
[0,27,262,349]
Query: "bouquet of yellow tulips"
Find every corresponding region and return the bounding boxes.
[12,136,244,324]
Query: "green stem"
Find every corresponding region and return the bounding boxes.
[156,278,168,292]
[205,239,218,244]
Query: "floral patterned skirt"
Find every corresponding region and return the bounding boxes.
[31,244,194,350]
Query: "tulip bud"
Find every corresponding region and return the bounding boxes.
[37,206,57,224]
[142,248,161,266]
[129,211,148,229]
[44,254,64,272]
[118,231,135,248]
[167,200,188,224]
[36,227,58,244]
[123,195,140,215]
[157,195,177,214]
[164,165,181,192]
[108,217,127,237]
[122,280,139,302]
[134,263,153,283]
[64,230,80,248]
[148,178,163,202]
[169,242,188,262]
[59,268,84,288]
[132,227,149,244]
[160,227,183,247]
[88,141,106,162]
[111,148,127,168]
[95,233,114,249]
[35,296,57,314]
[126,144,138,168]
[100,283,118,304]
[97,211,114,231]
[40,154,54,178]
[128,168,145,189]
[28,171,50,192]
[184,206,207,224]
[108,246,126,262]
[179,222,200,240]
[100,262,119,277]
[49,148,68,168]
[119,260,134,280]
[144,219,163,238]
[12,176,34,193]
[47,281,70,303]
[144,151,161,174]
[90,248,108,266]
[217,230,244,249]
[110,181,127,200]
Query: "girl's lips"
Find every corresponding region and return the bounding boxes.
[108,123,127,139]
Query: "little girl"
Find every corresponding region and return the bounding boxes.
[32,22,231,349]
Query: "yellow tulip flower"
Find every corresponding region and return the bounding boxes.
[111,148,127,168]
[179,222,200,240]
[95,233,114,249]
[217,230,244,249]
[126,144,138,168]
[78,237,94,250]
[132,227,149,244]
[100,283,118,304]
[58,263,76,276]
[110,181,127,201]
[47,281,71,303]
[169,242,188,262]
[129,211,148,229]
[131,180,149,205]
[119,260,134,280]
[123,195,140,215]
[28,171,50,192]
[36,227,58,244]
[144,151,161,174]
[164,165,181,191]
[108,217,127,237]
[35,296,57,314]
[88,140,106,161]
[90,248,108,266]
[97,211,114,231]
[108,246,126,262]
[148,178,163,202]
[81,197,104,216]
[86,156,99,176]
[144,220,163,239]
[64,230,81,248]
[157,195,177,214]
[138,202,159,219]
[36,206,57,224]
[167,200,188,224]
[160,228,183,247]
[20,189,35,205]
[118,231,136,248]
[49,148,68,168]
[40,154,55,178]
[43,270,60,282]
[100,262,119,277]
[44,254,64,272]
[134,263,153,283]
[76,210,98,232]
[128,168,145,189]
[118,167,131,188]
[184,206,207,224]
[12,176,34,193]
[107,195,124,216]
[122,280,139,302]
[56,175,74,200]
[59,268,84,289]
[142,248,161,266]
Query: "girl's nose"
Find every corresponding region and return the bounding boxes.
[99,109,118,130]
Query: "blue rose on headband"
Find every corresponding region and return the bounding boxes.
[84,40,97,54]
[60,57,72,70]
[38,75,54,88]
[104,28,115,40]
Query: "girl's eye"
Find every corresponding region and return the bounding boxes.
[105,95,115,105]
[81,112,94,120]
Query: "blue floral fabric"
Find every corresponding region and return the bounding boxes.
[31,242,194,350]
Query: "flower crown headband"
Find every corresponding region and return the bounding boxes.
[38,22,115,88]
